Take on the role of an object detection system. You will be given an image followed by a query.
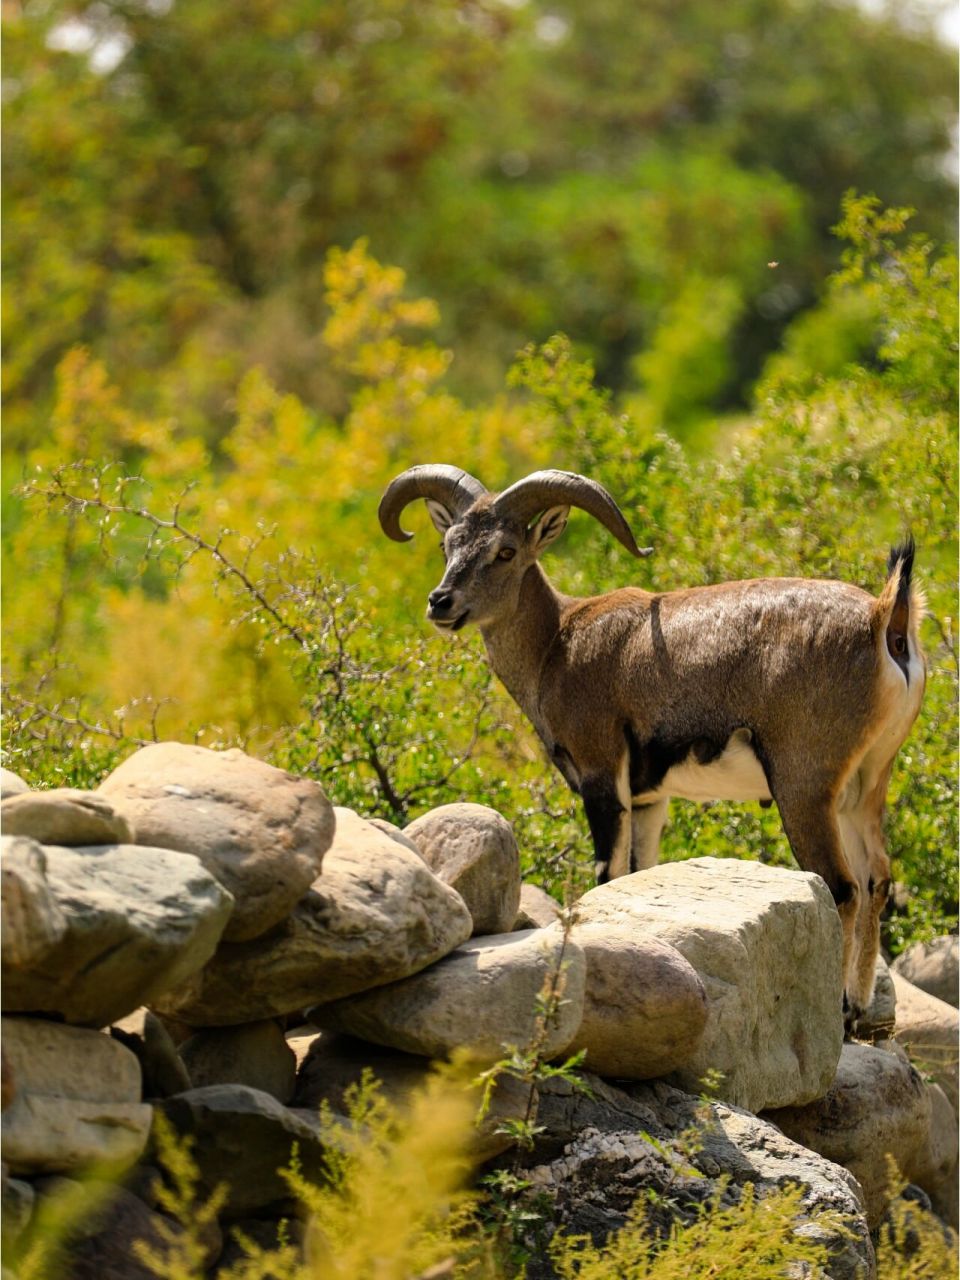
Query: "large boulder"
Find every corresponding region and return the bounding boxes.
[520,1073,873,1280]
[152,811,472,1026]
[404,803,522,936]
[1,1017,152,1175]
[98,743,335,942]
[763,1041,931,1227]
[1,835,234,1028]
[892,936,959,1008]
[0,789,133,847]
[155,1085,329,1218]
[310,928,586,1065]
[564,922,708,1079]
[179,1020,297,1104]
[575,857,844,1112]
[909,1081,959,1227]
[890,971,959,1115]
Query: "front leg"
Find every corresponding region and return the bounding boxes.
[581,755,632,882]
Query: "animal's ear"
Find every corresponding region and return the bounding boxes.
[530,505,570,555]
[425,498,456,535]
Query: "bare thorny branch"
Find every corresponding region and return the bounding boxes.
[24,465,312,653]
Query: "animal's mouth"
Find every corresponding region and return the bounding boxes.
[433,610,470,632]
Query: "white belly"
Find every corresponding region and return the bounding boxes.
[634,728,772,805]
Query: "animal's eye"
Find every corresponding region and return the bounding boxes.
[497,547,516,561]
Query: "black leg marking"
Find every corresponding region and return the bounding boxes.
[581,775,626,884]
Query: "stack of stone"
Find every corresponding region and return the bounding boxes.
[1,743,956,1278]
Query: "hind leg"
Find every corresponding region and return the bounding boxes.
[630,798,669,872]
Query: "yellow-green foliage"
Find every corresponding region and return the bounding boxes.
[549,1181,845,1280]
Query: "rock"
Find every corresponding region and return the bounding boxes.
[311,928,586,1065]
[1,768,29,800]
[36,1182,203,1280]
[908,1082,959,1227]
[292,1030,533,1161]
[890,972,959,1115]
[857,955,897,1040]
[98,743,335,942]
[892,936,959,1008]
[152,814,472,1026]
[1,1017,152,1175]
[216,1217,305,1276]
[763,1041,931,1227]
[110,1009,192,1099]
[575,857,844,1112]
[179,1021,296,1104]
[519,1073,873,1280]
[1,1173,34,1245]
[2,836,234,1028]
[563,922,708,1079]
[514,883,561,930]
[1,789,133,847]
[404,803,521,936]
[155,1085,329,1218]
[1,836,67,971]
[366,815,422,856]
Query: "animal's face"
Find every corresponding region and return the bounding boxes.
[425,501,568,633]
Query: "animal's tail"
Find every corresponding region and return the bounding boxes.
[872,537,924,683]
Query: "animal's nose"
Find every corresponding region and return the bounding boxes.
[428,588,455,615]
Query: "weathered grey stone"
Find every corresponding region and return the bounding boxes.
[1,835,67,972]
[38,1182,208,1280]
[2,837,234,1027]
[908,1081,959,1228]
[575,857,844,1112]
[1,1017,151,1175]
[1,789,132,847]
[891,971,959,1115]
[404,803,521,936]
[366,815,422,856]
[892,936,959,1008]
[311,928,586,1065]
[99,743,335,942]
[293,1030,533,1161]
[110,1009,192,1099]
[520,1073,874,1280]
[155,1085,329,1218]
[179,1020,296,1104]
[857,955,897,1040]
[1,1173,35,1245]
[514,883,561,930]
[763,1041,931,1227]
[563,922,708,1080]
[152,813,472,1026]
[0,769,29,801]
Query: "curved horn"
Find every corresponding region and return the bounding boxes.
[378,465,488,542]
[494,470,653,558]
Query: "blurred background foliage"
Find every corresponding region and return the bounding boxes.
[2,0,957,948]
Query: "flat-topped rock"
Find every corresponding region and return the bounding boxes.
[98,743,335,942]
[575,857,844,1112]
[892,936,959,1008]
